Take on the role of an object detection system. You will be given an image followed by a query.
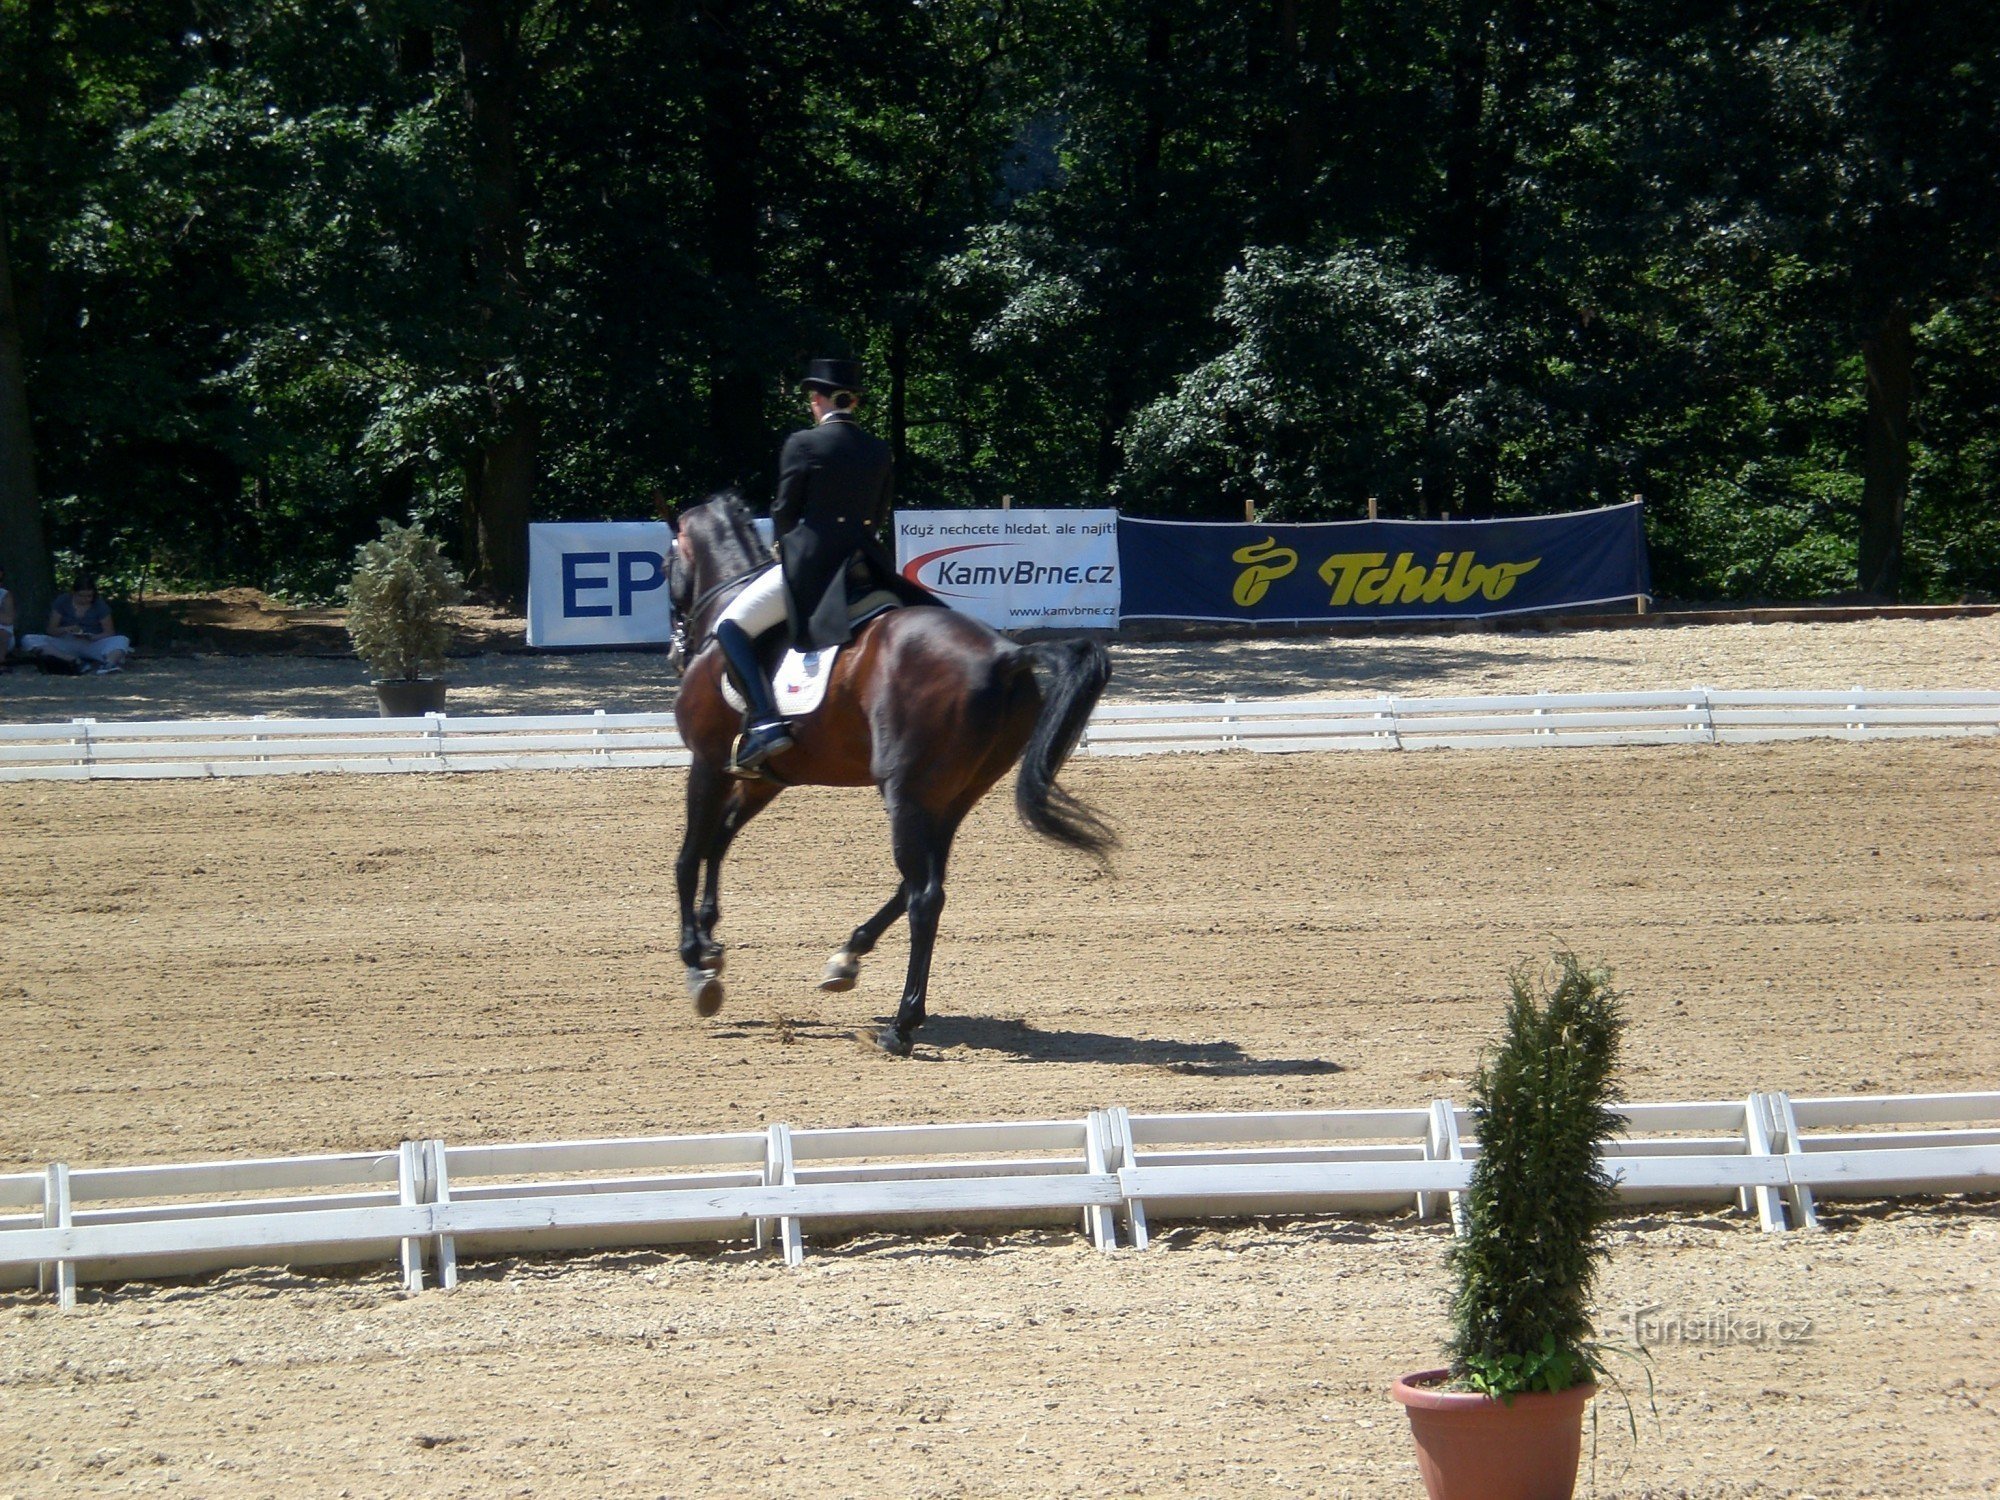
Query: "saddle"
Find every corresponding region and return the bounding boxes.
[717,589,902,719]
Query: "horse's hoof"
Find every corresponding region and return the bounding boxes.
[819,951,860,993]
[688,968,725,1017]
[872,1026,913,1058]
[699,948,725,976]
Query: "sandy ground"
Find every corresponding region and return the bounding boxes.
[3,706,1998,1494]
[2,614,1996,722]
[2,1208,1992,1499]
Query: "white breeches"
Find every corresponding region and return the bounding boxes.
[25,633,129,665]
[714,564,789,637]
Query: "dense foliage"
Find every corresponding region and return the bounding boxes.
[1449,953,1625,1398]
[3,0,1995,618]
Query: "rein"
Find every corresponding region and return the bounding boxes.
[671,555,776,670]
[688,562,774,626]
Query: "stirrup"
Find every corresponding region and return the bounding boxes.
[727,719,794,779]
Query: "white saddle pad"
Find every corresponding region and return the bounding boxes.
[719,643,841,719]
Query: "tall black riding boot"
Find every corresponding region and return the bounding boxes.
[714,620,795,776]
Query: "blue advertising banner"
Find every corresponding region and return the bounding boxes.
[527,521,674,647]
[1116,502,1650,624]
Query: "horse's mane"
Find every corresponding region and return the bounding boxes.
[679,488,767,579]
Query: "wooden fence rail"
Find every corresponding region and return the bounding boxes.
[5,1090,1993,1307]
[2,689,1994,782]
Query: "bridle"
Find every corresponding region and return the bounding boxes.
[668,525,774,672]
[687,563,773,628]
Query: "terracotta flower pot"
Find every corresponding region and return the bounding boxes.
[373,678,448,717]
[1391,1369,1595,1500]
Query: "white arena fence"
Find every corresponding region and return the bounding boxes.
[2,688,1997,782]
[5,1091,1995,1308]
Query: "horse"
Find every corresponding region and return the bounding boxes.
[667,491,1118,1055]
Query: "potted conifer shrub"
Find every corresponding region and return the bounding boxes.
[1391,952,1627,1500]
[345,520,466,717]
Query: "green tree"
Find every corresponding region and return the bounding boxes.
[3,0,1996,608]
[1,0,206,616]
[0,194,50,623]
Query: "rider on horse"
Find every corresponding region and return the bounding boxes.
[710,357,928,776]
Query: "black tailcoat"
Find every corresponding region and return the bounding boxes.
[772,411,933,648]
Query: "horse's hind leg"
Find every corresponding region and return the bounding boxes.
[877,794,960,1056]
[821,885,908,992]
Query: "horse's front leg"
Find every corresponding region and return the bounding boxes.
[820,884,909,992]
[681,770,783,1017]
[677,760,732,1014]
[696,778,781,974]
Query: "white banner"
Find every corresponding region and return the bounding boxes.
[527,522,674,647]
[895,509,1120,630]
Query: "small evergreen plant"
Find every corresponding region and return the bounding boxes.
[1449,952,1626,1399]
[345,520,465,681]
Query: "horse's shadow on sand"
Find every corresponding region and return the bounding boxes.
[724,1014,1342,1075]
[917,1014,1344,1075]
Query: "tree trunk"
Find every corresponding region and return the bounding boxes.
[1095,7,1175,491]
[459,0,536,608]
[1857,301,1912,601]
[699,0,767,488]
[1135,9,1172,201]
[1273,0,1340,236]
[1435,0,1529,297]
[0,198,53,628]
[1436,1,1491,286]
[888,320,910,473]
[465,404,537,612]
[1433,0,1525,513]
[398,25,437,75]
[1417,397,1446,519]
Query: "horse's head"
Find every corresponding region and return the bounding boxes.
[667,488,768,668]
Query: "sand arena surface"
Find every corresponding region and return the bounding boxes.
[3,612,1997,721]
[2,619,1998,1496]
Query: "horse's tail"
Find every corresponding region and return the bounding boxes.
[1010,637,1119,863]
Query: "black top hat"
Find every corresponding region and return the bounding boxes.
[800,357,865,394]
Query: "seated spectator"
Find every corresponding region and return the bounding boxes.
[23,573,131,674]
[0,565,14,660]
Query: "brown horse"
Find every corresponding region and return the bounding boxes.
[668,492,1117,1055]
